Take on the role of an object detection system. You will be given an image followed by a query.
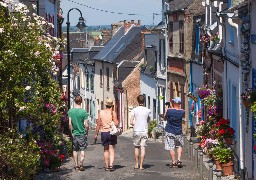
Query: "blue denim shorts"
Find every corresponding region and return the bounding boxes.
[101,131,117,146]
[73,134,87,151]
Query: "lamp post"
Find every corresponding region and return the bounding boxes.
[66,8,86,109]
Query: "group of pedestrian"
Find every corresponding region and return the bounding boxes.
[68,94,185,172]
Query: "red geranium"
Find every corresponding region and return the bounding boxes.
[227,127,235,136]
[218,129,225,136]
[216,118,230,127]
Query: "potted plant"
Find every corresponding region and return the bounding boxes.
[148,120,157,138]
[196,86,211,99]
[140,64,147,71]
[241,88,256,109]
[213,147,233,175]
[216,118,235,145]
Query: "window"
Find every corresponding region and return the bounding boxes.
[101,101,104,110]
[173,14,179,22]
[229,25,234,44]
[86,99,90,113]
[113,67,117,80]
[86,72,89,91]
[153,99,156,120]
[100,69,103,88]
[163,39,166,67]
[90,74,94,92]
[106,67,110,91]
[77,75,80,91]
[148,96,150,108]
[169,22,173,53]
[179,20,184,53]
[159,40,162,66]
[143,94,146,106]
[162,87,165,113]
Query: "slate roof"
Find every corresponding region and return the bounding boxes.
[167,0,194,13]
[93,25,147,63]
[93,26,125,62]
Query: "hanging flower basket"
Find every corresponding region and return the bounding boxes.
[243,100,251,109]
[241,88,256,109]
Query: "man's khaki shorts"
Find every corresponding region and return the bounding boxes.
[133,133,148,147]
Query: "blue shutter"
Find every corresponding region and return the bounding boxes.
[195,24,199,55]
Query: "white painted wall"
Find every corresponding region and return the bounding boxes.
[94,60,115,118]
[140,74,157,121]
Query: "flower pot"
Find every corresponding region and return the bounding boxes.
[224,138,233,146]
[221,161,233,176]
[214,160,222,170]
[243,101,251,109]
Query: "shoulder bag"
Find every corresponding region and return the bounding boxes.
[110,110,122,136]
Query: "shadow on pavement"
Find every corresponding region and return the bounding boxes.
[143,164,154,169]
[165,163,186,168]
[84,165,95,169]
[114,165,126,169]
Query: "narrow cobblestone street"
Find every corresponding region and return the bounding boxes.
[35,131,207,180]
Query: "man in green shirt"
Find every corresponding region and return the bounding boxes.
[68,95,89,171]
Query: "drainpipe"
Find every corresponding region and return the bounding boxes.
[189,60,193,135]
[164,1,169,101]
[228,16,244,178]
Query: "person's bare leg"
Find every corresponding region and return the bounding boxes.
[134,146,140,168]
[170,149,176,164]
[104,146,109,168]
[80,151,85,166]
[140,146,145,169]
[177,147,182,161]
[109,145,115,167]
[73,151,78,167]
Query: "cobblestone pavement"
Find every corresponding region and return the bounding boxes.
[35,130,208,180]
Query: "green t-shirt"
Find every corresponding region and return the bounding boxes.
[68,108,88,136]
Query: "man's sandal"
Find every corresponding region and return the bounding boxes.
[105,167,110,171]
[74,166,80,171]
[109,166,115,171]
[177,160,182,168]
[79,166,85,171]
[169,163,177,168]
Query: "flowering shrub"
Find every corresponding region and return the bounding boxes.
[0,131,40,179]
[38,142,62,170]
[0,1,65,177]
[196,87,211,99]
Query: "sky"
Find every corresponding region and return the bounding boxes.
[60,0,163,26]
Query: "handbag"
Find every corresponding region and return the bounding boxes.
[110,110,122,136]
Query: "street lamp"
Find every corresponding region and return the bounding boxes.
[66,8,87,109]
